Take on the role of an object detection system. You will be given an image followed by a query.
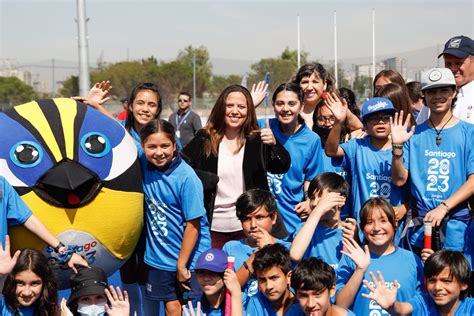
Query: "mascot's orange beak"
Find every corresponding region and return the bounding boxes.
[34,158,102,208]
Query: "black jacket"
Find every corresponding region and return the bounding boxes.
[182,129,291,238]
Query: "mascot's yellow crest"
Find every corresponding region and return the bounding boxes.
[0,98,143,288]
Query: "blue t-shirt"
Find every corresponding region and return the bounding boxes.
[336,247,423,316]
[408,293,474,316]
[285,301,355,316]
[222,238,291,302]
[141,155,211,271]
[0,176,33,247]
[244,291,278,316]
[289,223,343,270]
[340,137,407,230]
[403,121,474,250]
[264,118,324,234]
[0,297,34,316]
[464,221,474,270]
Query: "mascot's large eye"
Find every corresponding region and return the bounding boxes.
[10,141,43,168]
[81,132,111,157]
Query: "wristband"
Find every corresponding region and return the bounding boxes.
[54,242,66,253]
[441,201,450,212]
[392,143,404,150]
[392,150,403,158]
[243,261,254,276]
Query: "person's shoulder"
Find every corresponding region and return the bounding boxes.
[285,301,305,316]
[222,239,246,253]
[458,297,474,311]
[332,304,356,316]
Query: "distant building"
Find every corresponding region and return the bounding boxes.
[355,62,384,78]
[0,59,33,86]
[382,57,407,79]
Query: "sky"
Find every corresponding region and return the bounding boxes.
[0,0,473,69]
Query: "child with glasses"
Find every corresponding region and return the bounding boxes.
[325,97,409,241]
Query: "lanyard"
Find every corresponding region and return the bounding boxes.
[175,110,192,129]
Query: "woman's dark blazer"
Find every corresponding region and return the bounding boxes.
[182,129,291,238]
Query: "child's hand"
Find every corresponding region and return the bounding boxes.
[223,268,241,296]
[60,298,73,316]
[251,227,276,249]
[104,286,130,316]
[183,301,205,316]
[86,80,112,107]
[177,266,192,291]
[421,248,435,263]
[342,218,358,241]
[250,80,268,108]
[313,191,346,217]
[0,235,20,278]
[325,92,347,123]
[361,271,398,311]
[294,200,311,220]
[390,110,415,145]
[341,237,370,271]
[68,253,89,274]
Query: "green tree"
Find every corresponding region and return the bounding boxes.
[210,75,242,94]
[353,75,372,101]
[59,75,79,97]
[0,77,37,109]
[326,63,350,89]
[176,45,212,97]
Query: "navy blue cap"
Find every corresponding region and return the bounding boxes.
[438,35,473,59]
[361,97,396,122]
[195,248,227,273]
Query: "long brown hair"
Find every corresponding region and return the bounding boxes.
[375,82,416,125]
[204,85,259,156]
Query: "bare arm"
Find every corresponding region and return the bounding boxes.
[324,92,347,157]
[346,109,363,131]
[223,269,244,316]
[336,239,371,308]
[236,252,255,287]
[0,236,20,295]
[177,218,201,290]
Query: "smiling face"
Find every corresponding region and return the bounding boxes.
[296,287,335,316]
[142,132,176,168]
[273,90,302,130]
[15,270,43,307]
[196,269,225,296]
[240,206,276,241]
[362,206,395,252]
[130,89,160,131]
[224,91,248,131]
[299,73,326,105]
[256,265,290,303]
[315,105,336,129]
[424,86,457,115]
[443,54,474,87]
[426,267,468,310]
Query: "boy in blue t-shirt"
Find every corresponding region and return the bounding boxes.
[390,67,474,252]
[182,248,243,316]
[325,96,409,240]
[245,243,295,315]
[222,189,290,303]
[289,172,357,270]
[362,249,473,315]
[286,257,355,316]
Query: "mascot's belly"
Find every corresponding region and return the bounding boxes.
[0,98,143,288]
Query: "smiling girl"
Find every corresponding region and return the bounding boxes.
[335,197,424,316]
[139,119,211,316]
[0,238,58,316]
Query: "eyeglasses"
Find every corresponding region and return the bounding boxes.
[178,99,189,103]
[316,116,336,124]
[366,115,392,125]
[241,214,271,223]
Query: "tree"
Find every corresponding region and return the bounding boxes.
[248,48,308,92]
[326,63,350,89]
[353,75,372,101]
[209,75,242,95]
[59,75,79,97]
[0,77,38,109]
[176,45,212,97]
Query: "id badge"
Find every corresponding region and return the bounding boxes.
[176,130,181,138]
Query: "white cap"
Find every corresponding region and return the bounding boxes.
[421,68,456,91]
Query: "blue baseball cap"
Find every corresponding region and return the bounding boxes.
[361,97,396,122]
[195,248,227,273]
[438,35,473,59]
